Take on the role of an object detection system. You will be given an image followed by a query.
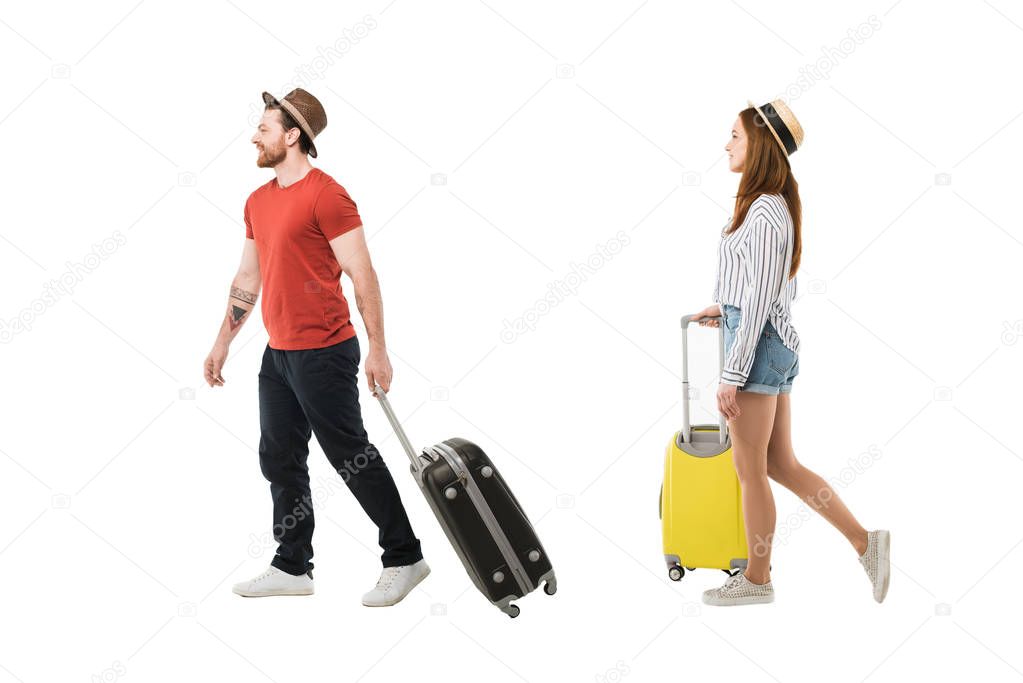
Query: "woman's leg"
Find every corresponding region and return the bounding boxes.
[765,393,869,555]
[730,391,779,584]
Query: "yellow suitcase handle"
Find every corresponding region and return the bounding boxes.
[679,314,728,445]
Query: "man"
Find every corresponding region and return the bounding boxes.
[203,88,429,606]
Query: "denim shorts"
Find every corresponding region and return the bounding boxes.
[721,304,799,395]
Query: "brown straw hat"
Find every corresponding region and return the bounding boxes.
[747,99,804,156]
[262,88,328,158]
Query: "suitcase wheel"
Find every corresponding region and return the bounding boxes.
[668,565,684,581]
[505,604,521,619]
[543,580,557,596]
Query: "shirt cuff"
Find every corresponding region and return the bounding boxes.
[721,369,747,386]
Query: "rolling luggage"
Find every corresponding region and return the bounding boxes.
[373,384,557,617]
[660,313,750,581]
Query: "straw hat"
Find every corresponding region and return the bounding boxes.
[262,88,327,158]
[748,99,804,156]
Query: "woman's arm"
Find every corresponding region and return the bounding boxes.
[721,211,786,385]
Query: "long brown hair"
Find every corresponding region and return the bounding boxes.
[727,107,802,278]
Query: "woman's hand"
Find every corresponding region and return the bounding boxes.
[717,382,741,421]
[693,303,722,327]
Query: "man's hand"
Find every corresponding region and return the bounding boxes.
[204,343,228,387]
[717,382,741,421]
[365,346,393,393]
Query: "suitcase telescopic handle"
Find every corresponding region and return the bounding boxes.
[679,314,728,445]
[372,383,423,476]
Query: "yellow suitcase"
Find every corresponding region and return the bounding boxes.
[660,313,749,581]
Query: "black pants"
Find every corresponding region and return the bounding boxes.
[258,335,422,576]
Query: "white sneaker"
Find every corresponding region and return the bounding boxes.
[232,565,314,597]
[361,559,431,607]
[702,571,775,606]
[858,529,891,603]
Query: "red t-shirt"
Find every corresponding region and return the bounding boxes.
[244,167,363,350]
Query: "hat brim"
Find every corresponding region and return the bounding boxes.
[260,92,318,158]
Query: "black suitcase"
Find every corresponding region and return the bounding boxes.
[374,384,557,618]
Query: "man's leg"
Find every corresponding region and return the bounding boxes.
[258,344,316,576]
[289,337,423,567]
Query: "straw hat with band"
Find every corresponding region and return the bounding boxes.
[748,99,804,156]
[262,88,327,158]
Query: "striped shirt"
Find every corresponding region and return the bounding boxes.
[712,193,800,386]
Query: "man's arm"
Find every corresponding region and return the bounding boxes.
[204,238,261,387]
[329,226,393,392]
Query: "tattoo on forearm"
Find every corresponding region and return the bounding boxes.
[228,305,248,332]
[230,287,257,305]
[227,287,256,332]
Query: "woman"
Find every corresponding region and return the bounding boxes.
[690,100,890,606]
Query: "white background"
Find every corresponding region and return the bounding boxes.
[1,1,1020,681]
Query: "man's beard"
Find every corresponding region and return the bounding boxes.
[256,141,286,168]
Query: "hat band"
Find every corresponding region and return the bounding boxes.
[279,99,315,142]
[759,103,798,155]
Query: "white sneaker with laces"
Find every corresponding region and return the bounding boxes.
[362,559,431,607]
[858,529,891,603]
[702,571,775,606]
[232,565,314,597]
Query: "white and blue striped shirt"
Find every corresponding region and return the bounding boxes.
[712,193,800,386]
